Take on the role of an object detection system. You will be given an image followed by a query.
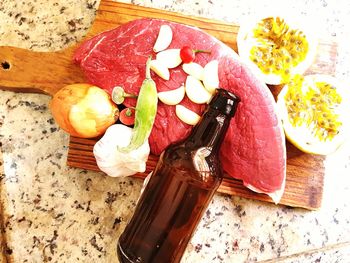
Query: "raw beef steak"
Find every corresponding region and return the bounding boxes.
[74,18,286,202]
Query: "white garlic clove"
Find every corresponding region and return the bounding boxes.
[203,60,219,94]
[182,62,204,80]
[175,105,201,126]
[150,59,170,80]
[185,75,212,104]
[153,25,173,53]
[158,85,185,105]
[156,49,182,69]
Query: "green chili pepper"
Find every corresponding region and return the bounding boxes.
[119,56,158,153]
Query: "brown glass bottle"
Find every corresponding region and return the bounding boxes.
[117,89,240,263]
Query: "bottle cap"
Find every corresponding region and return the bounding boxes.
[209,89,240,117]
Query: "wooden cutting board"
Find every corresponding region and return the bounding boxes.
[0,0,337,210]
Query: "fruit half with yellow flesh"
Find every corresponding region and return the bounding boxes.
[237,15,317,85]
[277,74,350,155]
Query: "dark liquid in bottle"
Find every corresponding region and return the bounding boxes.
[117,89,240,263]
[117,146,221,263]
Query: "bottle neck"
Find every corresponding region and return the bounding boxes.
[185,108,231,154]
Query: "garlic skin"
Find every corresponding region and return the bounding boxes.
[93,124,150,177]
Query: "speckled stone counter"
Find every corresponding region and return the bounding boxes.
[1,0,350,262]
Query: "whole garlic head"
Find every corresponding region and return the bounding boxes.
[93,124,150,177]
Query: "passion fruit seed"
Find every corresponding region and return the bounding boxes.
[250,17,309,82]
[285,75,343,142]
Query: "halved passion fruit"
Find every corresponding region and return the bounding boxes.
[237,15,317,85]
[277,74,350,155]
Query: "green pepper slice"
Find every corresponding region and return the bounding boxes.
[119,56,158,153]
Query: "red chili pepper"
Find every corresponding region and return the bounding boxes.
[120,108,135,126]
[180,46,211,63]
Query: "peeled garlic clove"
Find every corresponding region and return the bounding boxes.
[203,60,219,94]
[182,62,204,80]
[153,25,173,53]
[176,105,201,125]
[185,75,212,104]
[156,49,182,69]
[158,85,185,105]
[150,60,170,80]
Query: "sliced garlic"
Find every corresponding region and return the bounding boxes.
[182,62,204,80]
[150,60,170,80]
[185,75,212,104]
[158,86,185,105]
[156,49,182,69]
[203,60,219,94]
[153,25,173,53]
[176,105,201,125]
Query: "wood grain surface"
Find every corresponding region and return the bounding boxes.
[0,0,337,209]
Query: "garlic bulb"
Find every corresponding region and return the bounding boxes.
[93,124,150,177]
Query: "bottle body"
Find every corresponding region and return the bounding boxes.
[117,89,240,263]
[117,142,222,263]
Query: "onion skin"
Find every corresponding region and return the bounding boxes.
[50,83,118,138]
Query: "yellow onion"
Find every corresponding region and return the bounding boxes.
[50,83,118,138]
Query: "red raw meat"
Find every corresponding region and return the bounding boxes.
[74,18,286,202]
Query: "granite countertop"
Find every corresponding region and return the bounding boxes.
[1,0,350,262]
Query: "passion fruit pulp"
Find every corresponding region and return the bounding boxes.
[237,15,317,85]
[251,17,309,81]
[277,74,349,155]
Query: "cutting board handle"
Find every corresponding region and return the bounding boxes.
[0,46,85,95]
